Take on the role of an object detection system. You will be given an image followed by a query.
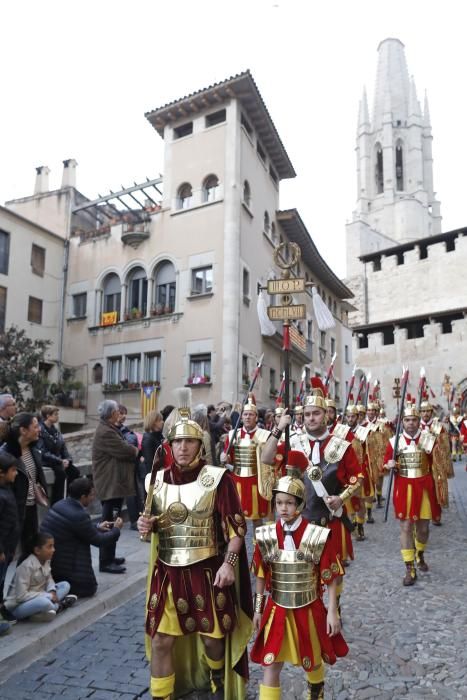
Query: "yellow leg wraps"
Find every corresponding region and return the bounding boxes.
[414,537,426,552]
[259,684,281,700]
[150,673,175,698]
[335,580,343,597]
[356,515,365,525]
[376,487,382,496]
[205,656,225,670]
[401,548,415,563]
[307,664,325,684]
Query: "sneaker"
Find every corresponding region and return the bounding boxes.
[62,594,78,609]
[30,609,57,623]
[0,604,16,622]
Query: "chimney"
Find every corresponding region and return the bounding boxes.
[61,158,78,188]
[34,165,50,194]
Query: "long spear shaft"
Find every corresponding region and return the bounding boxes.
[224,353,264,455]
[384,368,409,523]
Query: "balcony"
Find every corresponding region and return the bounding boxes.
[121,220,151,248]
[263,326,313,364]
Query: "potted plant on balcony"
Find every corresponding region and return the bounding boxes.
[131,307,142,319]
[163,305,171,315]
[124,311,131,321]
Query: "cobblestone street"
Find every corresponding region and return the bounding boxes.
[2,462,467,700]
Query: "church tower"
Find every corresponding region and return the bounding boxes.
[347,38,442,277]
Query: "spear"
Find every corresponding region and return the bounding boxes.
[384,367,409,522]
[297,368,307,403]
[417,367,426,410]
[364,371,372,408]
[324,352,337,388]
[340,364,357,420]
[355,374,365,405]
[224,353,264,456]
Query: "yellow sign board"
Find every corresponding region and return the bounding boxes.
[267,278,306,294]
[101,311,118,326]
[267,304,307,321]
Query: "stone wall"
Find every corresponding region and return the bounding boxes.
[64,420,144,467]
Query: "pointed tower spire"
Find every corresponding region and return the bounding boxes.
[357,87,370,133]
[423,91,431,128]
[408,77,422,117]
[373,38,410,129]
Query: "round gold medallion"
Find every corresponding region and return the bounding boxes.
[216,592,226,609]
[167,502,188,523]
[149,593,158,610]
[200,472,215,488]
[349,475,358,484]
[331,562,339,574]
[237,526,245,537]
[222,614,232,630]
[321,568,332,581]
[320,517,328,526]
[200,617,210,631]
[264,652,275,665]
[302,656,312,670]
[309,466,323,481]
[149,617,156,633]
[185,617,196,632]
[234,513,243,523]
[195,594,205,611]
[176,598,189,614]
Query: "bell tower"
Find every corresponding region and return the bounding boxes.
[347,38,442,277]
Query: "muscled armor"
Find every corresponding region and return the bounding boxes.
[397,443,430,479]
[256,522,329,609]
[149,465,225,567]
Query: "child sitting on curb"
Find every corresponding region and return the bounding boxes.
[4,532,76,622]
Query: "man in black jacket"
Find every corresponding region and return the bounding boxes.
[40,478,124,597]
[38,406,80,505]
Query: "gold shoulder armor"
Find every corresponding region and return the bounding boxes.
[332,423,351,440]
[196,465,225,492]
[324,435,350,463]
[254,427,271,444]
[301,522,330,564]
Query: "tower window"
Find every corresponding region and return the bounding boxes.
[177,183,193,210]
[173,122,193,139]
[375,145,384,194]
[395,141,404,191]
[205,109,226,127]
[243,181,251,208]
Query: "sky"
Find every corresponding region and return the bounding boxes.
[2,0,466,278]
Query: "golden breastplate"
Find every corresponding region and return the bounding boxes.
[151,466,225,566]
[233,438,259,477]
[256,522,329,609]
[398,443,430,478]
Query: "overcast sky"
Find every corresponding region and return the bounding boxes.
[2,0,465,278]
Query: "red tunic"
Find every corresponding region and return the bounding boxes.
[250,518,348,669]
[383,434,441,522]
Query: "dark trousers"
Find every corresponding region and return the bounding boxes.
[99,498,123,567]
[20,505,38,559]
[49,463,81,505]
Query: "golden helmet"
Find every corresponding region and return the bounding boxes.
[273,450,308,511]
[293,405,304,415]
[367,394,379,411]
[326,398,336,410]
[274,398,285,417]
[356,403,366,414]
[166,388,204,443]
[346,394,358,415]
[243,392,258,414]
[303,377,327,411]
[403,394,419,418]
[420,391,432,411]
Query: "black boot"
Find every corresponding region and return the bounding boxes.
[356,523,365,541]
[307,681,324,700]
[209,667,224,700]
[366,508,375,523]
[376,493,384,508]
[403,561,417,586]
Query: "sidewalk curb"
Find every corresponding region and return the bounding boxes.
[0,568,147,683]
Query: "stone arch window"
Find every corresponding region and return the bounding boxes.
[92,363,103,384]
[154,261,176,314]
[177,183,193,210]
[271,221,277,243]
[203,174,219,203]
[243,180,251,208]
[127,266,148,316]
[395,139,404,191]
[263,211,270,234]
[102,273,121,319]
[375,143,384,194]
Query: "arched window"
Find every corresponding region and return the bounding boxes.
[92,363,103,384]
[243,180,251,207]
[263,211,270,234]
[203,174,219,203]
[102,273,121,319]
[395,140,404,191]
[177,183,193,210]
[127,266,148,316]
[154,261,176,314]
[271,221,277,243]
[375,143,384,194]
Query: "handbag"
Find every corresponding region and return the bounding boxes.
[32,481,49,508]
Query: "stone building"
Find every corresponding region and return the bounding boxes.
[7,72,354,424]
[346,38,466,412]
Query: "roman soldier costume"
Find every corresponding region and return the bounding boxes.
[251,450,348,700]
[225,393,272,520]
[144,392,253,699]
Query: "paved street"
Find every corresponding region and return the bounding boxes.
[2,460,467,699]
